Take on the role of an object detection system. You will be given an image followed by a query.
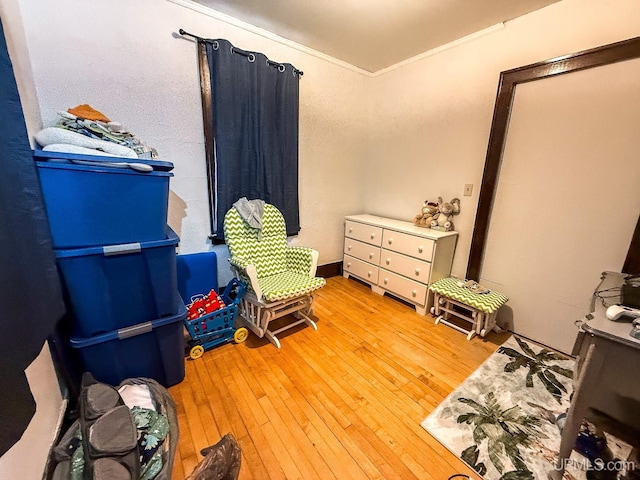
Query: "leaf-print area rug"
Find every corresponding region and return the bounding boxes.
[421,335,576,480]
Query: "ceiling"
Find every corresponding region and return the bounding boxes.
[191,0,562,72]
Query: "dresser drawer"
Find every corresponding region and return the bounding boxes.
[380,250,431,285]
[344,237,381,264]
[345,220,383,246]
[344,255,379,284]
[382,230,434,261]
[378,269,428,306]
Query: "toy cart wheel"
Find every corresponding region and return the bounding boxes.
[233,327,248,343]
[189,345,205,360]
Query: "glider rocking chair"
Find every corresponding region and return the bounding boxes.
[223,203,326,348]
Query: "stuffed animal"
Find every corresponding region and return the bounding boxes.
[413,200,439,227]
[431,197,461,231]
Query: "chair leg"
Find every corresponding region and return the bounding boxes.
[294,310,318,330]
[239,293,319,347]
[264,330,281,349]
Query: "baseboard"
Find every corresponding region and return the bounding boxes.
[317,261,342,278]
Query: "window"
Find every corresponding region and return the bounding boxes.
[195,37,303,240]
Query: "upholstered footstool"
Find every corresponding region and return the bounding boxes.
[429,277,508,340]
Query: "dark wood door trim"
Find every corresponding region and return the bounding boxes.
[467,36,640,281]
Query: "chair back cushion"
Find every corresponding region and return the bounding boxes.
[224,203,287,277]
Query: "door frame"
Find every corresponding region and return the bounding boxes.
[466,36,640,281]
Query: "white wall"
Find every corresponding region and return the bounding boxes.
[17,0,371,268]
[14,0,640,277]
[368,0,640,278]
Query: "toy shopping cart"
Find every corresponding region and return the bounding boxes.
[177,252,248,359]
[184,278,247,359]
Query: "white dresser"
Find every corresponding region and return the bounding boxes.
[343,214,458,315]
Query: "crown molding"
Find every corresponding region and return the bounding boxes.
[168,0,373,76]
[168,0,504,77]
[372,23,505,77]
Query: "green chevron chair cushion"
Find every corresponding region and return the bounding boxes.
[259,271,326,302]
[224,204,287,278]
[224,203,326,302]
[286,246,314,274]
[429,277,508,314]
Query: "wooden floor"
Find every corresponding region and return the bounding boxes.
[169,275,510,479]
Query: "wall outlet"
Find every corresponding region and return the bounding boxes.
[464,183,473,196]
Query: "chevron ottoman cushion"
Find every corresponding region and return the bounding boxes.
[429,277,508,314]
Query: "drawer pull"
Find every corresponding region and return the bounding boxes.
[412,290,417,297]
[369,252,374,259]
[415,268,421,275]
[388,238,393,245]
[348,245,352,250]
[349,227,353,233]
[385,258,391,265]
[370,233,375,239]
[347,262,351,268]
[367,271,372,277]
[418,246,423,253]
[383,278,388,285]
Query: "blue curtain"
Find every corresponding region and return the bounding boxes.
[202,39,300,239]
[0,20,65,456]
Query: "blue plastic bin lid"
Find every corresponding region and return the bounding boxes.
[33,149,174,172]
[35,160,173,179]
[69,296,186,348]
[55,227,179,259]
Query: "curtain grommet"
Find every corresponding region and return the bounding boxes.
[248,53,256,63]
[278,64,285,73]
[212,40,219,50]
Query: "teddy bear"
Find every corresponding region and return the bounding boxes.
[430,197,461,231]
[413,200,439,228]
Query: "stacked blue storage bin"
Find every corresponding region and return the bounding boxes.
[34,149,186,387]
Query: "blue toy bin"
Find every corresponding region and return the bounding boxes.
[34,150,174,248]
[56,228,180,338]
[177,251,219,299]
[70,298,186,387]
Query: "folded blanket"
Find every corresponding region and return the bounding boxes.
[42,143,118,157]
[233,197,265,239]
[35,127,137,158]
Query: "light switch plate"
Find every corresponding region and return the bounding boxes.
[464,184,473,196]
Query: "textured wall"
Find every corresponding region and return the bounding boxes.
[367,0,640,278]
[18,0,371,267]
[15,0,640,276]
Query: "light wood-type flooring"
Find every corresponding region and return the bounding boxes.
[169,275,510,479]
